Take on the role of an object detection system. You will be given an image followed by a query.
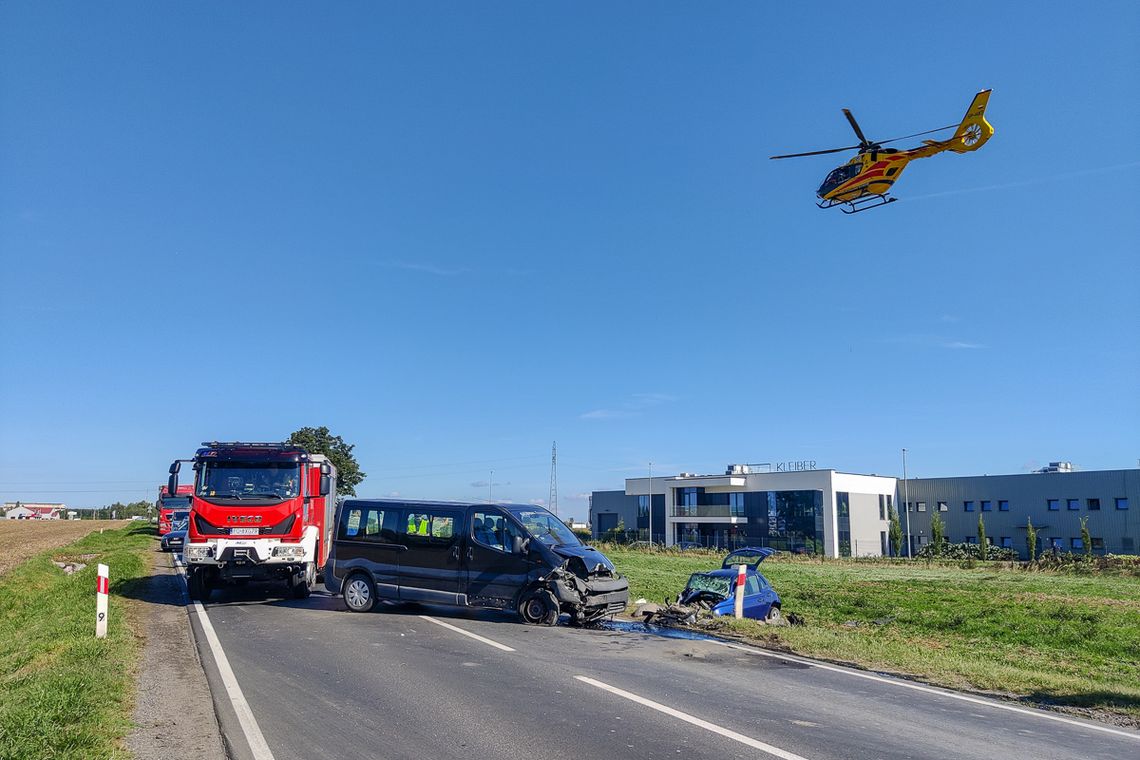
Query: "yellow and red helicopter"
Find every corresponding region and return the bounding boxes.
[771,90,994,213]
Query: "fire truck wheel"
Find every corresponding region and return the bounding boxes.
[292,562,315,599]
[343,573,375,613]
[188,570,212,603]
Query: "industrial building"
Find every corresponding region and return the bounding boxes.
[589,463,1138,559]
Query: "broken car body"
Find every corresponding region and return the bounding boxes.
[641,547,783,625]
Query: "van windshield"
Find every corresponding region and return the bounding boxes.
[510,508,581,547]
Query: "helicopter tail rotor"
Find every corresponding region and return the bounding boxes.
[949,89,994,153]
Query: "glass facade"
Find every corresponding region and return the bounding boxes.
[671,488,824,553]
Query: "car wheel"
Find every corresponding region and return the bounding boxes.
[518,588,559,626]
[765,605,785,625]
[292,562,315,599]
[343,573,375,613]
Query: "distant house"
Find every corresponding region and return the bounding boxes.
[3,502,66,520]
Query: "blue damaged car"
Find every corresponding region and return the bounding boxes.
[678,547,783,623]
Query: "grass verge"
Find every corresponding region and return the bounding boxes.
[0,523,155,759]
[605,547,1140,725]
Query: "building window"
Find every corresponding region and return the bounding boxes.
[637,495,649,519]
[917,501,926,512]
[1071,537,1084,551]
[1000,536,1012,548]
[1091,537,1105,551]
[1067,499,1080,511]
[981,500,992,512]
[998,500,1009,512]
[1049,537,1063,550]
[729,492,745,517]
[1116,497,1130,510]
[1047,499,1060,511]
[1124,537,1135,553]
[966,536,977,544]
[937,501,948,512]
[878,494,886,521]
[964,501,974,512]
[1087,498,1100,511]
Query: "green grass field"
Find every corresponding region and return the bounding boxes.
[605,546,1140,723]
[0,524,154,759]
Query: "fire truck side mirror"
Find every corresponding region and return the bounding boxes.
[168,473,178,496]
[169,461,181,475]
[319,475,331,497]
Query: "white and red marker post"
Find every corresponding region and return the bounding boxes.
[734,563,746,619]
[95,563,109,638]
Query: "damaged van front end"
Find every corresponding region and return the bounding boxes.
[545,545,629,624]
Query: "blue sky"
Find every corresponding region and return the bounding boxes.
[2,3,1137,518]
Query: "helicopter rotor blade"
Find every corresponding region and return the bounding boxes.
[769,145,862,160]
[877,123,959,145]
[842,108,869,145]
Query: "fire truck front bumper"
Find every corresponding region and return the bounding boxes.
[183,538,312,567]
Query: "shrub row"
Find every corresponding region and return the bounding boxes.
[915,542,1019,561]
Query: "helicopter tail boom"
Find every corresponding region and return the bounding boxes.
[949,89,994,153]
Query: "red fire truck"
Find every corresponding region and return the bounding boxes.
[157,484,193,535]
[169,441,337,601]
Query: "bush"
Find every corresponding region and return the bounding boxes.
[915,542,1018,561]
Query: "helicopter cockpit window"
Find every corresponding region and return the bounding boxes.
[820,164,861,193]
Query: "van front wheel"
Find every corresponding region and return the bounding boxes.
[518,588,559,626]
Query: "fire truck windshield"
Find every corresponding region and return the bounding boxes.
[196,462,301,500]
[159,496,191,509]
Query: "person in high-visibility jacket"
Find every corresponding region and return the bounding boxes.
[417,516,430,536]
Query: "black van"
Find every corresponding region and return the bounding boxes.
[325,499,629,625]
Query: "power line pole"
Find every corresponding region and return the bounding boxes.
[549,441,558,516]
[489,470,493,503]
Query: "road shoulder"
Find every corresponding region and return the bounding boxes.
[125,550,227,760]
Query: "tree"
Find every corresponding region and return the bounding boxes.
[930,511,946,556]
[287,426,366,496]
[1080,516,1092,559]
[977,514,988,560]
[888,504,902,557]
[1026,516,1037,562]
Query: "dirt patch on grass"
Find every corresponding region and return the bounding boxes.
[0,520,132,577]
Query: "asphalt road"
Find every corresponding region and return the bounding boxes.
[188,584,1140,760]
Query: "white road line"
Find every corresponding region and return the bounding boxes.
[173,559,277,760]
[711,640,1140,741]
[575,675,811,760]
[418,615,516,652]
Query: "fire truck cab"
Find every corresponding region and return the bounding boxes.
[157,484,193,535]
[172,441,337,602]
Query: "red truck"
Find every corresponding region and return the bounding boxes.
[157,484,193,535]
[169,441,337,601]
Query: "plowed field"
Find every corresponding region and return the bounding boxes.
[0,520,131,576]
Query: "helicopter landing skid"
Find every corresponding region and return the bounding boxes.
[818,193,897,214]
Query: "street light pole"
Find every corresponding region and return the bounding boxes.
[489,470,493,503]
[902,448,911,558]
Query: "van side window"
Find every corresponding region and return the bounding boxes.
[341,507,363,538]
[473,511,505,551]
[360,509,385,540]
[405,510,460,543]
